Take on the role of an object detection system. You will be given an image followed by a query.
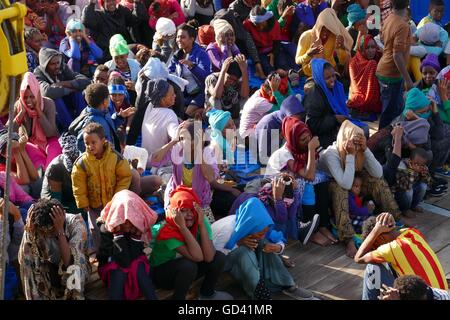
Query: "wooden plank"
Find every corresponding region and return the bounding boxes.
[423,219,450,253]
[436,245,450,278]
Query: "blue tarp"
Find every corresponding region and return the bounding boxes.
[410,0,450,25]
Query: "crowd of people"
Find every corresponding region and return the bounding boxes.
[1,0,449,301]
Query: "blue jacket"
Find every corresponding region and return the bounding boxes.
[168,43,212,92]
[69,106,120,153]
[59,37,103,76]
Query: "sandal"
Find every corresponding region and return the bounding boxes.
[281,255,295,268]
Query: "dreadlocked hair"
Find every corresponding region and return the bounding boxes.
[26,198,63,233]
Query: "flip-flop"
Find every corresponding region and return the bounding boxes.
[281,255,295,268]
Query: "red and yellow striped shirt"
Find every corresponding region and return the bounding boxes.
[373,228,448,290]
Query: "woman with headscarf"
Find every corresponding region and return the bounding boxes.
[59,19,103,78]
[150,186,232,300]
[207,19,241,72]
[81,0,149,63]
[304,58,368,149]
[295,8,353,78]
[265,116,335,246]
[18,198,90,300]
[207,108,237,163]
[152,17,178,64]
[41,133,80,214]
[243,5,284,75]
[347,34,382,118]
[127,79,180,166]
[415,54,441,96]
[240,71,292,139]
[345,3,368,56]
[97,190,158,300]
[12,72,62,171]
[318,120,401,258]
[211,197,316,300]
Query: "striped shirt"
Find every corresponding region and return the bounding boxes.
[373,228,448,290]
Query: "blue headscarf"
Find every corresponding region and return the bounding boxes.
[311,58,350,117]
[347,4,366,27]
[225,198,285,250]
[274,95,305,125]
[206,108,234,161]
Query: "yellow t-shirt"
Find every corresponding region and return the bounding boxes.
[182,165,194,187]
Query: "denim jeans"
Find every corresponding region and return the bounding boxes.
[362,263,396,300]
[395,182,427,212]
[378,79,405,129]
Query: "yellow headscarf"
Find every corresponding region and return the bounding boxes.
[312,8,354,52]
[336,120,365,171]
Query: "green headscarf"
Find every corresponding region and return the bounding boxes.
[109,34,129,57]
[403,88,431,119]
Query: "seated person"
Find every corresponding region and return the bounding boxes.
[207,19,241,72]
[243,6,284,75]
[290,0,328,44]
[205,55,249,120]
[347,34,382,119]
[415,54,440,96]
[304,58,367,149]
[212,197,316,300]
[34,48,90,131]
[150,186,232,300]
[12,72,62,171]
[59,19,103,78]
[240,72,292,139]
[25,27,45,72]
[379,275,450,300]
[97,190,158,300]
[354,212,448,300]
[345,3,368,56]
[383,125,430,218]
[181,0,215,26]
[349,172,375,234]
[169,22,212,119]
[18,199,90,300]
[148,0,186,31]
[69,83,121,153]
[318,120,401,258]
[256,95,304,162]
[152,17,177,64]
[295,8,353,78]
[41,133,80,214]
[417,0,445,28]
[92,64,110,85]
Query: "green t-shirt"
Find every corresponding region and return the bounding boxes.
[149,216,213,267]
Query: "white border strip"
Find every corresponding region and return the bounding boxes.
[420,203,450,218]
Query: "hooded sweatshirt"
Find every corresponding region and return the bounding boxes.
[34,48,91,100]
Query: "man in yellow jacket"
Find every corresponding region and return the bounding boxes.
[72,122,132,251]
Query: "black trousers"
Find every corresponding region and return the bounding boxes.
[152,251,226,300]
[301,182,331,228]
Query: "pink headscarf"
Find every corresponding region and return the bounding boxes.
[100,190,158,244]
[18,72,47,152]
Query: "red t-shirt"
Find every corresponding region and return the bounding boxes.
[243,19,281,53]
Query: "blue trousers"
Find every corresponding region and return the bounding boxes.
[395,182,427,212]
[362,263,396,300]
[378,79,405,130]
[54,92,86,132]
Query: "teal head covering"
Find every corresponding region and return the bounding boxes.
[109,34,129,57]
[403,88,431,119]
[66,18,85,33]
[206,108,233,160]
[347,4,366,27]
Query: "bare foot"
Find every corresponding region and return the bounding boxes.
[310,232,332,247]
[345,240,357,258]
[319,227,338,244]
[411,206,424,213]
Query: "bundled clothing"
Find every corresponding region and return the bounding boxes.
[13,72,62,170]
[81,1,149,62]
[295,8,353,77]
[97,190,158,300]
[18,213,90,300]
[348,35,382,113]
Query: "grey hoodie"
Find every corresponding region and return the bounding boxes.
[33,48,91,100]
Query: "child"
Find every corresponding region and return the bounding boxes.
[69,83,121,153]
[415,54,441,95]
[379,275,450,300]
[97,190,158,300]
[417,0,445,28]
[349,172,375,234]
[71,122,132,251]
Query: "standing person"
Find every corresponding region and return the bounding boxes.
[81,0,149,63]
[18,199,90,300]
[150,186,233,300]
[59,19,103,78]
[71,123,132,251]
[12,72,62,171]
[97,190,158,300]
[376,0,413,130]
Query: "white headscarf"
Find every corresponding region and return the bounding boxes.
[155,17,177,40]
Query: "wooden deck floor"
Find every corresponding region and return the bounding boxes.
[85,120,450,300]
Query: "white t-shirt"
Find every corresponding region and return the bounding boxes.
[239,90,273,139]
[211,215,237,255]
[264,144,294,177]
[141,107,179,166]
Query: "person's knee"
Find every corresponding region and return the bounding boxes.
[177,258,198,279]
[211,251,226,271]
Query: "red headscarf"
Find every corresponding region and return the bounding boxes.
[282,116,317,173]
[17,72,47,152]
[260,76,289,104]
[198,25,215,46]
[156,186,201,243]
[444,69,450,81]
